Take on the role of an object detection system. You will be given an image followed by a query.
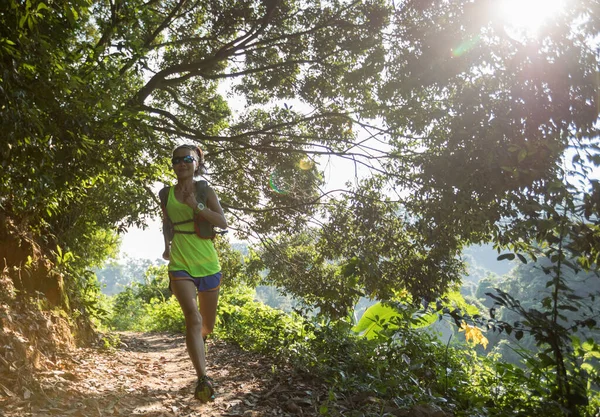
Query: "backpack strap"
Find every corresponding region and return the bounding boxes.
[161,181,215,239]
[195,180,208,205]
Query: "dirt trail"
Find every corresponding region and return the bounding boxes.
[0,332,324,417]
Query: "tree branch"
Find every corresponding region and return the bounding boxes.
[133,0,281,103]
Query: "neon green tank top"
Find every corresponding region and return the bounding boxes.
[166,186,221,277]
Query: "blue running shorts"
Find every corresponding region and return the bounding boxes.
[168,270,222,292]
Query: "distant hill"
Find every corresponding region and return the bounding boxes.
[462,244,516,283]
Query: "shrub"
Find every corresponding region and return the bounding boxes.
[215,286,311,356]
[143,297,185,333]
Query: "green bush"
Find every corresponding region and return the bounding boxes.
[215,286,311,356]
[102,264,173,331]
[142,296,185,333]
[106,286,148,330]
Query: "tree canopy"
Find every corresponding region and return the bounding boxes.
[1,0,598,315]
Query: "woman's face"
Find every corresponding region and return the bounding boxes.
[172,148,197,180]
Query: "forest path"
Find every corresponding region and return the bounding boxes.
[1,332,323,417]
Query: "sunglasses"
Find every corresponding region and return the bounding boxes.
[171,155,196,165]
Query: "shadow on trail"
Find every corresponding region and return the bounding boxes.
[116,331,185,353]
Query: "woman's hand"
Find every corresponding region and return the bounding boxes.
[162,249,170,261]
[180,184,198,209]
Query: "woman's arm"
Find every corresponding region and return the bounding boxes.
[181,184,228,229]
[162,212,171,260]
[159,187,171,260]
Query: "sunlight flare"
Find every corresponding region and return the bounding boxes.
[497,0,566,35]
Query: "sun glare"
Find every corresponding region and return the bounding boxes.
[497,0,566,35]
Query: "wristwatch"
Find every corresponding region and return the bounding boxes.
[195,202,205,212]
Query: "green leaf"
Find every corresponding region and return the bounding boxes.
[538,353,555,367]
[581,363,598,373]
[582,338,597,352]
[557,304,578,312]
[19,14,28,29]
[497,253,515,261]
[352,302,401,339]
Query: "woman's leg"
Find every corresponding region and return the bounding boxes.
[170,279,206,378]
[198,289,220,339]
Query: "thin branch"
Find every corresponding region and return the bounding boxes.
[151,35,220,50]
[162,59,319,86]
[142,106,210,139]
[118,0,189,76]
[220,186,403,215]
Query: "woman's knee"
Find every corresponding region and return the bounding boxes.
[184,310,203,328]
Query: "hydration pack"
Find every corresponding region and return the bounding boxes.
[159,181,216,241]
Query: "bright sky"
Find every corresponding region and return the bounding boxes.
[496,0,566,36]
[120,217,164,259]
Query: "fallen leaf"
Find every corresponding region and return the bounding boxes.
[0,382,15,397]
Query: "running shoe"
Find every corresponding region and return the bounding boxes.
[195,375,215,402]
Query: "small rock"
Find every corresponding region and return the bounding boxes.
[283,400,301,413]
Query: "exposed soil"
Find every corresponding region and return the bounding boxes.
[0,332,327,417]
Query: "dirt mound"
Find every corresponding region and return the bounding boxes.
[0,268,76,401]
